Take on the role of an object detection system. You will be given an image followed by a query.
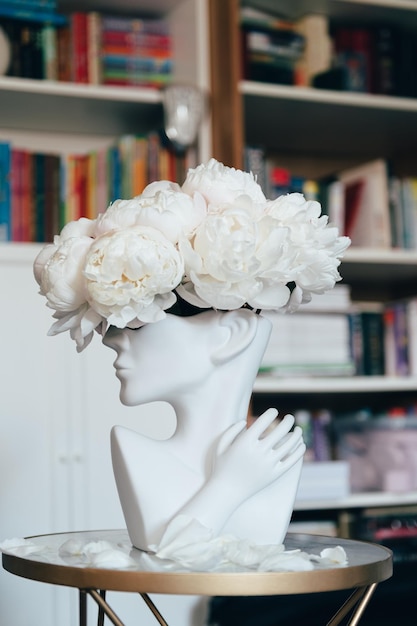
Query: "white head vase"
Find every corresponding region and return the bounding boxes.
[33,159,350,556]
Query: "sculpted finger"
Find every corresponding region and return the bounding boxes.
[259,413,295,448]
[271,426,304,459]
[216,419,247,456]
[248,408,279,439]
[274,441,306,474]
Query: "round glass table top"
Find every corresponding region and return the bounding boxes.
[2,529,392,596]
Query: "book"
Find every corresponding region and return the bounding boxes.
[337,158,391,248]
[132,136,147,196]
[332,26,373,93]
[100,15,170,40]
[18,21,44,79]
[361,309,386,376]
[0,1,57,8]
[240,7,304,85]
[0,141,11,241]
[56,23,71,81]
[326,178,345,233]
[373,24,398,95]
[399,177,417,249]
[388,175,403,248]
[32,152,45,241]
[21,149,34,241]
[42,22,57,80]
[348,304,387,376]
[260,310,355,377]
[10,148,23,241]
[389,301,410,377]
[70,12,88,83]
[0,3,67,26]
[406,297,417,377]
[86,11,101,84]
[44,152,60,241]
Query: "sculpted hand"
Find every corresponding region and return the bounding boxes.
[212,408,306,502]
[177,408,305,535]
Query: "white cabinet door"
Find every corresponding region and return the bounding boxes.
[0,247,207,625]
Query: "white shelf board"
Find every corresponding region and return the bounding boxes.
[344,248,417,265]
[295,489,417,511]
[241,81,417,113]
[340,248,417,295]
[253,375,417,394]
[247,0,417,25]
[0,76,162,104]
[241,81,417,158]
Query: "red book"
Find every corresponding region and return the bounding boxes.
[44,154,61,242]
[10,149,24,242]
[102,30,171,50]
[57,25,71,81]
[71,12,88,83]
[22,151,34,242]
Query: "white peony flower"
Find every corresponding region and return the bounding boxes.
[94,198,145,235]
[37,237,91,311]
[177,197,292,311]
[265,193,350,303]
[84,226,184,328]
[34,234,103,352]
[135,186,206,243]
[182,158,266,206]
[95,184,206,243]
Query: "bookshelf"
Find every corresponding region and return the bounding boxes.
[0,0,212,244]
[209,0,417,549]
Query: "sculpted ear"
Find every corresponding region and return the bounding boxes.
[211,309,258,365]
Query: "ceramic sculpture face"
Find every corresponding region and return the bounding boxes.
[102,311,226,406]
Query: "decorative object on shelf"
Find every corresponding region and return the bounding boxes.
[33,159,350,568]
[0,25,10,75]
[162,83,206,153]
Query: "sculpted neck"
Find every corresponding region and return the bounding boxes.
[166,338,267,472]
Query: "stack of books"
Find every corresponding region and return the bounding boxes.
[240,7,305,86]
[0,132,183,243]
[100,14,172,88]
[260,285,355,377]
[0,6,173,87]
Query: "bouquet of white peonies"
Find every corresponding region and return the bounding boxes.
[34,158,350,352]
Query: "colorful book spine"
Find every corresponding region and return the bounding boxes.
[86,11,101,85]
[70,12,88,83]
[0,4,67,25]
[33,152,45,242]
[0,132,187,242]
[0,142,11,241]
[100,16,170,36]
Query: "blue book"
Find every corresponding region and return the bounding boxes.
[0,4,67,25]
[0,142,11,241]
[108,146,122,203]
[2,1,56,8]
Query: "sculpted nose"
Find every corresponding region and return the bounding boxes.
[102,326,127,350]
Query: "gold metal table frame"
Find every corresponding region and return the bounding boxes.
[2,529,393,626]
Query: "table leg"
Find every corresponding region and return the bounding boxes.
[87,589,125,626]
[98,590,106,626]
[79,590,87,626]
[139,593,169,626]
[326,583,378,626]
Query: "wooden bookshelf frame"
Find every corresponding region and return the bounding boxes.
[208,0,243,168]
